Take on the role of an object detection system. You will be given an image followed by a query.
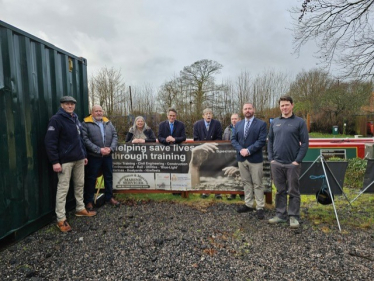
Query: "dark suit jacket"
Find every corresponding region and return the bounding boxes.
[157,120,186,145]
[193,119,222,141]
[231,117,267,163]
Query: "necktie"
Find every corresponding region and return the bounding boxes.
[244,120,251,138]
[170,123,174,134]
[206,122,210,131]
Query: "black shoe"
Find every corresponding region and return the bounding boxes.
[215,194,222,199]
[85,202,94,211]
[200,193,209,199]
[237,205,255,213]
[257,209,265,220]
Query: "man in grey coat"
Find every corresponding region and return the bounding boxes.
[223,113,240,141]
[223,113,242,200]
[82,105,119,210]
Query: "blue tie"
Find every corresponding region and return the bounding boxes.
[170,123,174,134]
[244,120,251,138]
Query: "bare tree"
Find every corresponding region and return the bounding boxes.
[156,60,224,137]
[130,83,158,129]
[180,59,223,115]
[88,67,127,117]
[287,67,373,132]
[317,80,373,132]
[236,71,252,107]
[157,76,185,112]
[288,68,332,117]
[88,78,96,109]
[292,0,374,79]
[251,70,290,112]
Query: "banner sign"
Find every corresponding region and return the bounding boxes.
[363,159,374,193]
[299,161,348,195]
[113,142,243,191]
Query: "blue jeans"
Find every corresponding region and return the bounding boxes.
[84,155,114,204]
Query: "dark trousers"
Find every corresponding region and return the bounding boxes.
[270,161,301,219]
[84,155,113,204]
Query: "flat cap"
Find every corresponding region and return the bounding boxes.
[60,96,77,104]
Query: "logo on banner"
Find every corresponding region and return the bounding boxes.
[116,174,150,189]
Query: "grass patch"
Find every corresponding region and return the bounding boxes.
[41,224,59,234]
[299,187,374,231]
[309,132,354,138]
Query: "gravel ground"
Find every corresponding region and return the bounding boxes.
[1,200,374,281]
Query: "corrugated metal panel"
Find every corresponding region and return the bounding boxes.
[0,20,88,241]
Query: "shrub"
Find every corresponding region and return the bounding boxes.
[344,158,367,189]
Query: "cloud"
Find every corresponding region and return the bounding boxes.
[1,0,320,88]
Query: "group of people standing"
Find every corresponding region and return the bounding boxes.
[45,95,308,232]
[230,97,309,229]
[45,96,119,232]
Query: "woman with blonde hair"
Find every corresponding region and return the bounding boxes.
[125,116,156,143]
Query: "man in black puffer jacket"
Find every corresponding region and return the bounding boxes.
[45,96,97,233]
[82,105,119,210]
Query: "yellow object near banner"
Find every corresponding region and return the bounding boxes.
[94,176,105,206]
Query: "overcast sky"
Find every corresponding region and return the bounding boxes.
[1,0,320,89]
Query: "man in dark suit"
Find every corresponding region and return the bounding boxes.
[193,108,222,141]
[231,103,267,219]
[158,108,186,196]
[193,108,223,198]
[158,108,186,145]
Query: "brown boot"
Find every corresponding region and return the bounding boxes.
[108,198,120,207]
[75,209,97,217]
[56,220,72,232]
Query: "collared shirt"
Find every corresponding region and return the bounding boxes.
[243,117,253,134]
[169,122,174,134]
[93,117,105,143]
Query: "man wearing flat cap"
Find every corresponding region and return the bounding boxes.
[45,96,97,233]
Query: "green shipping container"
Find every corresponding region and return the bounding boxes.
[0,20,88,243]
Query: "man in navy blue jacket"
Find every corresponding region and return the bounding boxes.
[193,108,222,198]
[45,96,96,233]
[158,108,186,196]
[193,108,222,141]
[158,108,186,145]
[231,103,267,219]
